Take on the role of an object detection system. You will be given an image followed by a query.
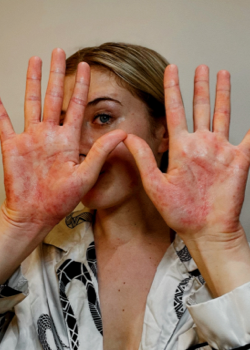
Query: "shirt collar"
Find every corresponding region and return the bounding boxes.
[44,207,199,274]
[43,207,94,252]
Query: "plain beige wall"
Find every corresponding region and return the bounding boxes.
[1,0,250,235]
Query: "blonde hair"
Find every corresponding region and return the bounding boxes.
[66,42,169,170]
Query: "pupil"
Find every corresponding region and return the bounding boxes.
[100,115,109,123]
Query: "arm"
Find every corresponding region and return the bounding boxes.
[125,64,250,298]
[0,48,126,285]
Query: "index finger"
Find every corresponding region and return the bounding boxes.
[164,65,187,141]
[212,70,231,139]
[0,99,15,142]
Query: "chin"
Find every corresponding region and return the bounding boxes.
[81,181,141,210]
[81,163,142,210]
[81,190,125,210]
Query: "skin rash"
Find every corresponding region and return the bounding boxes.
[1,49,250,347]
[140,127,248,237]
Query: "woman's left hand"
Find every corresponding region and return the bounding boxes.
[125,65,250,296]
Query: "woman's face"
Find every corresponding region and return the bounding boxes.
[62,66,166,209]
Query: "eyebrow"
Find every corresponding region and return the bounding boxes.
[61,97,122,116]
[87,97,122,106]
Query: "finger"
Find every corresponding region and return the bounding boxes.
[124,134,164,190]
[193,65,210,131]
[124,135,173,223]
[43,48,66,124]
[0,98,15,142]
[164,65,187,142]
[63,62,90,136]
[238,129,250,160]
[213,70,231,139]
[77,129,127,190]
[24,56,42,129]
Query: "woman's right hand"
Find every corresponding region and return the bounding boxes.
[0,48,126,237]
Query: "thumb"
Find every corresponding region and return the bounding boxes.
[76,129,127,194]
[239,129,250,162]
[124,134,165,192]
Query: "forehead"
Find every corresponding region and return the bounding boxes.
[62,67,146,112]
[88,66,127,101]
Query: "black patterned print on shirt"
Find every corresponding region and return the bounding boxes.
[186,342,211,350]
[37,314,69,350]
[189,269,205,285]
[176,245,192,262]
[0,312,14,343]
[0,285,21,298]
[174,276,192,319]
[86,241,98,279]
[56,253,103,349]
[65,211,93,229]
[197,274,205,285]
[0,314,5,332]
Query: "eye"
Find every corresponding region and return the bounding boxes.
[93,113,113,125]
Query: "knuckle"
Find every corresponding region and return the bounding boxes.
[164,81,179,90]
[194,78,209,84]
[215,107,230,117]
[75,79,89,88]
[50,69,65,75]
[26,95,41,102]
[70,96,87,107]
[26,75,41,81]
[45,89,63,100]
[216,87,230,93]
[93,138,107,155]
[194,98,210,106]
[94,138,104,150]
[166,103,182,112]
[0,112,8,120]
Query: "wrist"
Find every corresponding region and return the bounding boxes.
[0,202,54,244]
[178,227,250,297]
[0,202,55,285]
[179,223,246,252]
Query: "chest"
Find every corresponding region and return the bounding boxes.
[96,242,167,350]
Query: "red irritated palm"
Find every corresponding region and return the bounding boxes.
[0,49,126,230]
[125,65,250,243]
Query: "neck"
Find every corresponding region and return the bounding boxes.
[93,189,171,249]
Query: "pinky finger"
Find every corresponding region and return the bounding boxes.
[0,99,15,142]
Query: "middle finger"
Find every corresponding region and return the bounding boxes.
[43,48,66,124]
[193,65,210,131]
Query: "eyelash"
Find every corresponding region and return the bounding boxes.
[59,113,113,126]
[93,113,113,125]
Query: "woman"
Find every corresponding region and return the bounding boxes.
[0,42,250,349]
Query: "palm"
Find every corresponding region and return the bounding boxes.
[162,131,248,234]
[0,49,126,228]
[125,65,250,237]
[3,124,80,225]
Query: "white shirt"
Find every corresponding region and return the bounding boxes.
[0,208,250,350]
